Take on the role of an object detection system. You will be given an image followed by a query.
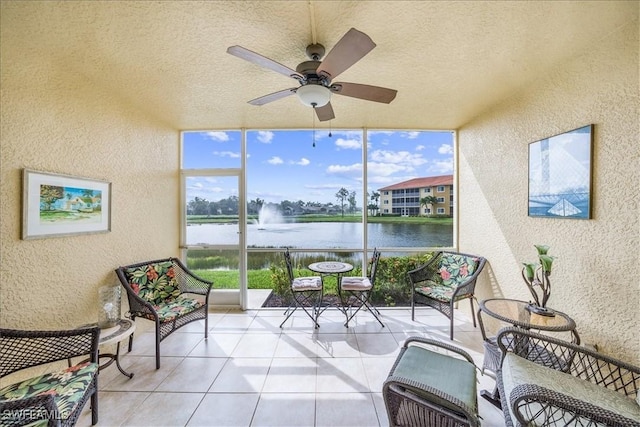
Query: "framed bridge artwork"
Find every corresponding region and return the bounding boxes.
[22,169,112,239]
[528,124,594,219]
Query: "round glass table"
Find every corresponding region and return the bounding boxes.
[478,298,580,408]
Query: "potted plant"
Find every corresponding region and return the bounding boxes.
[522,244,555,316]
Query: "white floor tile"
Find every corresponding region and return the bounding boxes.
[88,307,502,426]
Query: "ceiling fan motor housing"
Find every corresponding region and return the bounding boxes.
[305,43,325,61]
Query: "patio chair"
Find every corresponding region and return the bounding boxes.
[115,257,213,369]
[338,248,384,327]
[408,251,486,340]
[0,326,100,427]
[279,248,324,328]
[496,327,640,426]
[383,336,480,427]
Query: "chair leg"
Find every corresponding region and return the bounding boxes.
[450,313,455,340]
[204,307,209,339]
[342,291,384,328]
[155,330,161,370]
[280,291,321,328]
[128,332,134,352]
[91,387,98,425]
[469,298,477,328]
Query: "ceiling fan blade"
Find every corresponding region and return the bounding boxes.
[330,82,397,104]
[316,28,376,80]
[315,102,335,122]
[227,45,303,81]
[248,88,297,106]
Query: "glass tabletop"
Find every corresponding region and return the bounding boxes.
[480,298,576,331]
[308,261,354,274]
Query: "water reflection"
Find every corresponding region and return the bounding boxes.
[187,222,453,248]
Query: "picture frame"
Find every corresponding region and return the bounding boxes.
[22,169,112,239]
[528,124,594,219]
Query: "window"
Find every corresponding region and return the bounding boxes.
[437,185,445,192]
[181,129,456,307]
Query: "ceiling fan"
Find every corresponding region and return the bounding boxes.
[227,28,397,121]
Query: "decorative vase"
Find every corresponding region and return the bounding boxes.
[98,285,121,328]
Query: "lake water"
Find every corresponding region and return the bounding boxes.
[187,222,453,249]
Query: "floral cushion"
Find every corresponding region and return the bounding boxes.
[414,253,479,302]
[152,296,203,322]
[125,261,181,305]
[0,362,98,425]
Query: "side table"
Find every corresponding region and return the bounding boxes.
[78,318,135,378]
[478,298,580,408]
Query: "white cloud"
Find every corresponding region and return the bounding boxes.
[429,159,454,174]
[367,161,412,177]
[402,131,420,139]
[212,151,241,158]
[257,131,274,143]
[267,156,283,165]
[369,149,427,167]
[335,137,362,150]
[326,163,363,176]
[296,158,310,166]
[415,144,425,151]
[206,131,230,142]
[438,144,453,154]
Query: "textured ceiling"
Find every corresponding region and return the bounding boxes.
[3,1,636,130]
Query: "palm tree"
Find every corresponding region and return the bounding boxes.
[420,196,439,216]
[335,188,349,217]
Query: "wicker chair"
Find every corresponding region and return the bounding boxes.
[383,336,480,427]
[115,257,213,369]
[279,248,323,328]
[408,251,486,339]
[338,248,384,327]
[496,327,640,427]
[0,327,100,427]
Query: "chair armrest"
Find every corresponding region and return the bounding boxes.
[404,336,475,365]
[450,256,486,297]
[509,383,640,427]
[171,257,214,296]
[0,394,59,427]
[114,268,161,319]
[497,327,640,396]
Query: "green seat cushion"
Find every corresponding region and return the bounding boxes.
[0,362,98,425]
[391,345,477,415]
[501,352,640,425]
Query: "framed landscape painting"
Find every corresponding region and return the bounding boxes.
[22,169,112,239]
[528,124,594,219]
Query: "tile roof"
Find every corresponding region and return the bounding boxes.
[378,175,453,191]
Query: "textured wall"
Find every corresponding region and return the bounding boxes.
[458,16,639,364]
[0,13,179,329]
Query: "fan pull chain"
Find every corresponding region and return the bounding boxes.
[312,106,316,147]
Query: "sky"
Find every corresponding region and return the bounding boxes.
[182,129,454,206]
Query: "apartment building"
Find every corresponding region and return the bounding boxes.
[378,175,454,216]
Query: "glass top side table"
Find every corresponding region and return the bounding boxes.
[480,298,577,332]
[478,298,580,408]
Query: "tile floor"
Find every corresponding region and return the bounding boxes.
[78,306,505,426]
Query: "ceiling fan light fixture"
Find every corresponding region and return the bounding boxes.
[296,84,331,107]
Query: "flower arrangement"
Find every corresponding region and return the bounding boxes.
[522,244,555,316]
